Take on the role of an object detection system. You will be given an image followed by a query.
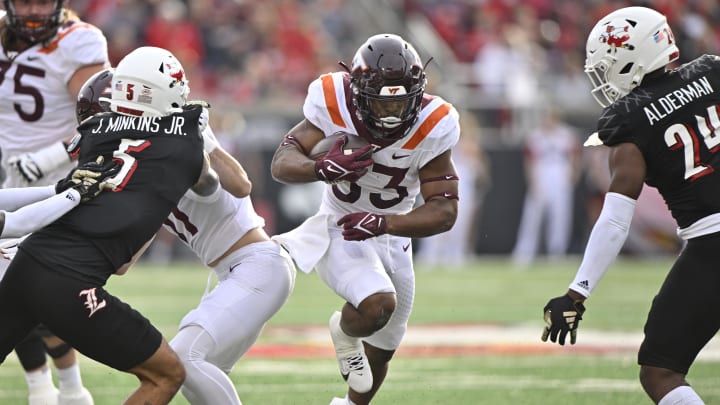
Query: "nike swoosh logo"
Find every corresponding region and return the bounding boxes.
[392,153,410,159]
[402,243,410,252]
[27,56,39,61]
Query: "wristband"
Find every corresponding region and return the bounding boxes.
[37,141,73,173]
[202,125,219,153]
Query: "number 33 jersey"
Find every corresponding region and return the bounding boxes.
[595,54,720,230]
[0,16,108,170]
[304,71,460,216]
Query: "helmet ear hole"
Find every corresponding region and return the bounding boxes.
[619,63,633,74]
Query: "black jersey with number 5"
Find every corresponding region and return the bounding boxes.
[596,54,720,229]
[20,104,205,283]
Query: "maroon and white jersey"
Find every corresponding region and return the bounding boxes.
[163,185,265,266]
[303,72,460,216]
[0,16,109,187]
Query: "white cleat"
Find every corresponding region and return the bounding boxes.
[328,311,373,394]
[58,387,94,405]
[329,397,348,405]
[29,387,59,405]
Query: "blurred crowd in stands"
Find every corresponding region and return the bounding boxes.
[65,0,704,263]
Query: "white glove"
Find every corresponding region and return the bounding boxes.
[8,141,71,184]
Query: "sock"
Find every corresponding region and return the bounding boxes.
[25,366,57,394]
[56,362,83,392]
[658,386,705,405]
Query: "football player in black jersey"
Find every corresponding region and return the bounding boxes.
[541,6,716,404]
[0,46,208,404]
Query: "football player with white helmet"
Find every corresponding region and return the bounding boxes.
[542,6,715,404]
[0,1,108,404]
[0,46,206,405]
[271,33,460,405]
[77,69,296,405]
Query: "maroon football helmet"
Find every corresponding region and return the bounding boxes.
[349,34,426,141]
[76,68,113,124]
[3,0,65,43]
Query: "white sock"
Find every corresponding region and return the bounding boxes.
[25,366,56,394]
[658,386,705,405]
[56,362,83,391]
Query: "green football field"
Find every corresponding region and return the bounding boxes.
[1,257,719,404]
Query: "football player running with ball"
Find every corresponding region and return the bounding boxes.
[271,33,460,405]
[542,6,720,405]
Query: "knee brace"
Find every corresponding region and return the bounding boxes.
[45,342,72,359]
[15,331,47,370]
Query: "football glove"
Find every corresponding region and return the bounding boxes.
[55,156,120,202]
[315,136,373,184]
[541,294,586,345]
[337,212,387,241]
[8,141,72,184]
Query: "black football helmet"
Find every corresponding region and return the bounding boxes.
[3,0,65,43]
[76,68,113,124]
[348,33,426,141]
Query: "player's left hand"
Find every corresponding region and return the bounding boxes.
[541,294,586,345]
[337,212,387,241]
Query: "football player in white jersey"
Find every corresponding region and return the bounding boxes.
[0,1,108,404]
[271,33,460,405]
[76,70,296,405]
[168,125,296,405]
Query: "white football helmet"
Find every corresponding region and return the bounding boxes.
[585,7,679,107]
[105,46,190,117]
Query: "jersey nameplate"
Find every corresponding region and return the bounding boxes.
[85,114,192,137]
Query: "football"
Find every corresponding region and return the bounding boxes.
[308,132,372,160]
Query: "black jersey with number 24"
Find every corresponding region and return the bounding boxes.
[597,54,720,229]
[20,104,205,283]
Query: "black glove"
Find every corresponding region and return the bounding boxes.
[541,294,586,345]
[314,135,373,184]
[56,156,120,201]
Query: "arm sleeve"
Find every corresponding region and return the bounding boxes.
[569,192,636,297]
[0,185,56,211]
[1,189,81,238]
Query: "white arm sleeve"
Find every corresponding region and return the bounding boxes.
[1,189,81,238]
[0,185,56,211]
[569,192,636,297]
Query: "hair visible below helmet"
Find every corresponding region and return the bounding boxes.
[106,46,189,117]
[76,68,114,124]
[585,6,680,107]
[3,0,64,43]
[349,33,426,140]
